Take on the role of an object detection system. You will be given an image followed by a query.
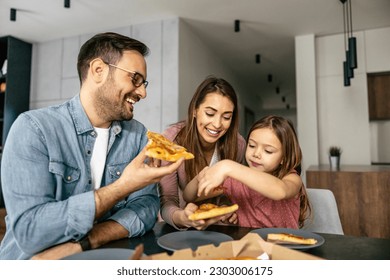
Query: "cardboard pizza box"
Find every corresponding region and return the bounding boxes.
[146,233,323,260]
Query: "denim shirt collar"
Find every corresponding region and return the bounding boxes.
[68,94,122,137]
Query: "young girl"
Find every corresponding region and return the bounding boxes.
[183,115,311,229]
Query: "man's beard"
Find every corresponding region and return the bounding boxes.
[94,78,134,122]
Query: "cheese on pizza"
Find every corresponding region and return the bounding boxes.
[188,203,239,221]
[267,233,317,245]
[145,131,194,162]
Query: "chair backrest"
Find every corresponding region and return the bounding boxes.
[302,188,344,235]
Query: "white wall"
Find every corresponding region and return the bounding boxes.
[177,20,260,136]
[296,26,390,180]
[30,17,262,137]
[315,30,371,165]
[30,20,179,133]
[295,34,318,183]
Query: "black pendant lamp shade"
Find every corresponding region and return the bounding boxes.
[256,54,261,64]
[348,37,357,69]
[234,20,240,32]
[343,61,350,86]
[341,0,357,87]
[10,8,16,21]
[346,51,354,78]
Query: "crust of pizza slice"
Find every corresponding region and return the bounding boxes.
[267,233,317,245]
[214,256,258,260]
[188,203,239,221]
[145,131,194,162]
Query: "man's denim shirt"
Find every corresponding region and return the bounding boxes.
[0,95,159,259]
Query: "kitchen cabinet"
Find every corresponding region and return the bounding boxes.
[306,165,390,239]
[367,72,390,120]
[0,36,32,208]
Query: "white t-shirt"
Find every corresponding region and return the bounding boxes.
[209,145,220,166]
[90,127,110,190]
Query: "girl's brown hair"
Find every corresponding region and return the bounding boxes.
[175,76,241,181]
[247,115,311,227]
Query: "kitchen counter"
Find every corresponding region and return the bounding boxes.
[306,165,390,239]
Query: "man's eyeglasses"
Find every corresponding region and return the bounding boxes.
[103,61,148,88]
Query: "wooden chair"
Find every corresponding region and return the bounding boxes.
[302,188,344,235]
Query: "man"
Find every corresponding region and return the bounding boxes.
[0,32,183,259]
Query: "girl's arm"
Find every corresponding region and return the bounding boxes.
[198,160,302,200]
[182,174,200,202]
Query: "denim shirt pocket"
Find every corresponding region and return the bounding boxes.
[49,161,81,198]
[107,163,128,209]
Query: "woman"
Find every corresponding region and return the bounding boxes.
[159,76,246,230]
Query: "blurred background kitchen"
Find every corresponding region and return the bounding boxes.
[0,0,389,212]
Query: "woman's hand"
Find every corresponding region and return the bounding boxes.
[220,211,238,225]
[173,203,225,231]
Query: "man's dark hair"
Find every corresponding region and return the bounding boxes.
[77,32,149,84]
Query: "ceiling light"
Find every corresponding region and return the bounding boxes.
[255,54,261,64]
[234,20,240,32]
[10,8,16,21]
[340,0,357,87]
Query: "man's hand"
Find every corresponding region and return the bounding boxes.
[120,146,184,193]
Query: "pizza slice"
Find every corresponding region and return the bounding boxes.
[145,131,194,162]
[267,233,317,245]
[188,203,239,221]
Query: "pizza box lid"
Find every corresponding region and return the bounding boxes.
[145,233,323,260]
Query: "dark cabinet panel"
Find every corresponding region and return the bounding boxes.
[368,72,390,120]
[0,36,32,208]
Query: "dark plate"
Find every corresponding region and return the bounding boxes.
[250,228,325,250]
[157,230,233,251]
[61,248,141,260]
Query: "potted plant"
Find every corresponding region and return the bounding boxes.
[329,146,342,170]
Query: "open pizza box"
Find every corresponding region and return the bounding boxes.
[145,233,323,260]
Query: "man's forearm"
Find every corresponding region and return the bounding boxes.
[94,180,129,219]
[89,220,129,249]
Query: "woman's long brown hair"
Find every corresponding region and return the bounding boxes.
[175,76,240,181]
[247,115,312,228]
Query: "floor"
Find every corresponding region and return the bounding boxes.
[0,208,6,242]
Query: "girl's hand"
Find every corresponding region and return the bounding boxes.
[197,163,228,196]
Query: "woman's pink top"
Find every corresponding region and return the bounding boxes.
[223,176,300,229]
[159,122,246,229]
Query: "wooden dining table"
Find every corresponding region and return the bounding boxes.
[101,222,390,260]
